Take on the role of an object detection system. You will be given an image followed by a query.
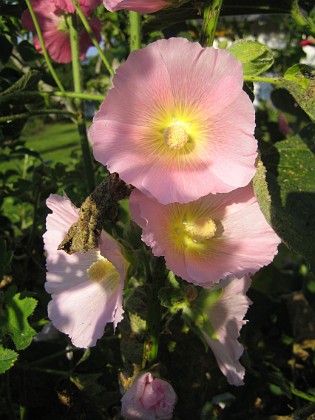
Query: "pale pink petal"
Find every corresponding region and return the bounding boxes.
[130,185,281,287]
[90,38,257,203]
[103,0,169,13]
[48,275,123,347]
[43,194,127,347]
[121,373,176,419]
[203,276,252,385]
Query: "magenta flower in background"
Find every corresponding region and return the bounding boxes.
[121,372,177,419]
[130,183,281,287]
[103,0,170,13]
[89,37,257,205]
[53,0,102,14]
[183,276,252,386]
[43,194,128,348]
[21,0,102,64]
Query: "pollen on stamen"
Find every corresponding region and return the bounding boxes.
[163,123,190,150]
[87,258,115,282]
[184,218,217,242]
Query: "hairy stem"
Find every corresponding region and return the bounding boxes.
[200,0,223,47]
[24,0,66,93]
[72,0,114,77]
[129,11,141,52]
[69,13,95,193]
[0,91,104,105]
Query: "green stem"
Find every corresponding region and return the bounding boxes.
[29,348,82,366]
[72,0,114,77]
[24,0,66,93]
[142,257,165,368]
[244,75,283,86]
[0,109,74,122]
[0,91,104,105]
[200,0,223,47]
[129,11,141,52]
[69,14,95,193]
[15,364,70,377]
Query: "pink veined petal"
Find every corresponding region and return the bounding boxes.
[53,0,101,14]
[103,0,169,13]
[22,0,101,63]
[155,38,244,114]
[91,42,174,127]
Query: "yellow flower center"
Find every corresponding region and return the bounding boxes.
[163,122,190,150]
[87,257,119,287]
[184,217,217,241]
[168,204,219,258]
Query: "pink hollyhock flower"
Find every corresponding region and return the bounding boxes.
[89,37,257,204]
[103,0,170,13]
[21,0,102,64]
[183,276,251,386]
[53,0,102,14]
[43,194,128,348]
[129,183,281,287]
[121,372,177,419]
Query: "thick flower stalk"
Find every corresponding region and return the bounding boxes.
[183,276,252,386]
[121,372,177,419]
[130,183,281,287]
[89,37,258,204]
[43,194,128,348]
[22,0,102,64]
[103,0,170,13]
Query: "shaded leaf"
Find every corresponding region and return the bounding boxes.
[0,35,13,66]
[0,286,38,350]
[253,124,315,269]
[0,345,18,374]
[17,40,40,62]
[228,40,274,76]
[0,238,12,279]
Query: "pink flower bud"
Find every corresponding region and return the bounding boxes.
[121,373,177,419]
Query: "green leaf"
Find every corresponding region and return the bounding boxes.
[280,64,315,121]
[0,345,18,374]
[0,287,38,350]
[253,124,315,269]
[228,40,274,76]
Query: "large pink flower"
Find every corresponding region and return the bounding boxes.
[89,38,257,204]
[183,276,252,386]
[130,183,281,287]
[43,194,128,348]
[53,0,102,14]
[121,372,177,419]
[103,0,170,13]
[21,0,102,64]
